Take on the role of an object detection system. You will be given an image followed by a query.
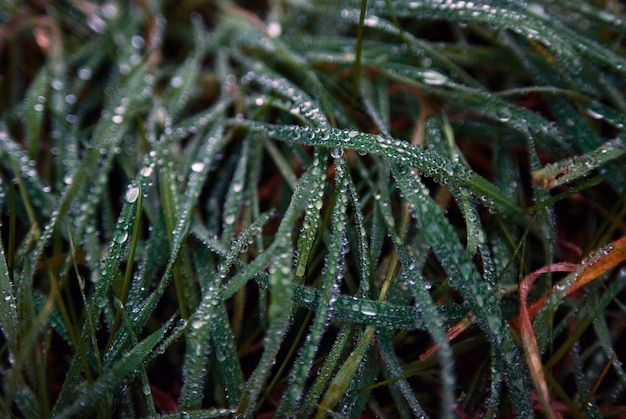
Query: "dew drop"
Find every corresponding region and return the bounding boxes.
[190,319,204,330]
[361,306,377,316]
[586,107,604,120]
[115,230,129,244]
[215,350,227,362]
[170,76,183,88]
[140,166,154,177]
[191,162,205,173]
[584,155,597,168]
[364,16,379,26]
[131,35,145,49]
[267,22,282,37]
[496,106,512,122]
[78,67,92,80]
[96,296,107,308]
[444,162,455,176]
[422,70,448,85]
[125,186,140,203]
[52,78,64,90]
[330,147,344,158]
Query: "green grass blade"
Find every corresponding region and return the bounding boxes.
[234,122,520,214]
[533,139,625,190]
[221,140,249,243]
[21,66,48,161]
[301,325,353,417]
[388,229,455,418]
[180,212,270,409]
[6,1,626,417]
[277,155,350,415]
[391,164,533,417]
[134,122,229,328]
[0,234,18,357]
[375,328,429,418]
[56,320,168,419]
[295,150,326,281]
[235,167,320,417]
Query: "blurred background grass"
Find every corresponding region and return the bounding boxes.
[1,0,626,417]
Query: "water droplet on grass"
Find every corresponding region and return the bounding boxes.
[191,162,205,173]
[125,186,139,203]
[170,76,183,88]
[331,147,343,158]
[361,305,377,316]
[267,22,282,37]
[364,16,379,26]
[190,319,204,330]
[51,78,65,90]
[496,107,512,122]
[215,350,227,362]
[131,35,145,49]
[141,166,154,177]
[422,70,448,85]
[115,230,128,243]
[78,67,92,80]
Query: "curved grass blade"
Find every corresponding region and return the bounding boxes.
[277,155,350,415]
[242,70,331,128]
[391,163,534,417]
[295,150,326,281]
[388,230,455,418]
[21,66,48,161]
[55,320,168,419]
[301,325,353,417]
[375,328,429,418]
[0,130,56,221]
[345,166,371,295]
[133,121,229,328]
[235,165,322,417]
[179,212,271,410]
[532,139,625,190]
[221,140,249,244]
[52,176,146,412]
[233,121,521,215]
[375,0,626,76]
[0,234,18,358]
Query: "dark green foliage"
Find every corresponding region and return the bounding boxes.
[1,0,625,417]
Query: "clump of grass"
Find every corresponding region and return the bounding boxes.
[1,0,626,417]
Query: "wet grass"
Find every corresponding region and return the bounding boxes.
[1,0,626,417]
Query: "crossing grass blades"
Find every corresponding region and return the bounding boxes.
[1,0,626,417]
